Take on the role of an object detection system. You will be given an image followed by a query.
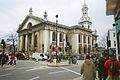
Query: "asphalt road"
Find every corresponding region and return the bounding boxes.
[0,60,83,80]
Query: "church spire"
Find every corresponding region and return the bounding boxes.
[78,0,92,29]
[84,0,86,5]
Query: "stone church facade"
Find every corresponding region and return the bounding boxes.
[17,2,97,55]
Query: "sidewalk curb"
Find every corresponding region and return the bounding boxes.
[47,64,74,67]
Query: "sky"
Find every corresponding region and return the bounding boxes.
[0,0,114,39]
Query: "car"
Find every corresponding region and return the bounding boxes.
[41,54,48,60]
[16,53,29,60]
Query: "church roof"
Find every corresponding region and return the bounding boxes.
[17,15,69,32]
[70,25,92,32]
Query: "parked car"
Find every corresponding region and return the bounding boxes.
[32,53,48,61]
[16,53,29,60]
[40,53,48,60]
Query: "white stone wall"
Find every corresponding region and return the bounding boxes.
[109,29,116,48]
[71,34,79,54]
[43,30,49,53]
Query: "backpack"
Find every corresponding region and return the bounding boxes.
[110,59,119,73]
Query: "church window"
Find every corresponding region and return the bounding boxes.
[59,33,63,42]
[78,34,81,43]
[66,35,68,43]
[82,25,84,27]
[52,32,56,41]
[88,25,90,29]
[27,22,32,29]
[84,35,86,43]
[34,33,37,47]
[88,36,90,44]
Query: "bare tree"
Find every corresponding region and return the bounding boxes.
[97,33,107,48]
[6,31,18,54]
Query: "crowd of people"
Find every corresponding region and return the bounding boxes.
[80,52,120,80]
[0,51,17,67]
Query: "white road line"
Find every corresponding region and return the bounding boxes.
[73,77,82,80]
[29,76,40,80]
[15,66,34,70]
[61,67,81,76]
[0,73,12,77]
[26,66,51,71]
[48,70,68,74]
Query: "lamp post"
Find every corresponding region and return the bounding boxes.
[55,14,58,61]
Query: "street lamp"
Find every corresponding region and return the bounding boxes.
[55,14,58,61]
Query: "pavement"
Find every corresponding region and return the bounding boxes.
[47,60,84,67]
[0,64,15,71]
[0,60,84,70]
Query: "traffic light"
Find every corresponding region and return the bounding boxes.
[1,39,6,49]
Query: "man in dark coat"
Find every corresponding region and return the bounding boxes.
[98,53,108,80]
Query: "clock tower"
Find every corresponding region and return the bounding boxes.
[78,0,92,29]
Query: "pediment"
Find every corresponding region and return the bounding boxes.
[17,15,44,33]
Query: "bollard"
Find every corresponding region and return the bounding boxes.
[53,59,57,65]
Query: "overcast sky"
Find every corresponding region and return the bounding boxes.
[0,0,114,39]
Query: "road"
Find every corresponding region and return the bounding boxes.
[0,60,83,80]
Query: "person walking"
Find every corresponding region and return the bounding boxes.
[80,54,96,80]
[104,52,120,80]
[98,53,108,80]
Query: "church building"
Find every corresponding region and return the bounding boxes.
[17,1,97,56]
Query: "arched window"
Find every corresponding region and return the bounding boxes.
[27,22,32,29]
[84,35,86,43]
[78,34,81,43]
[88,25,90,29]
[34,32,37,47]
[52,32,56,41]
[66,34,68,43]
[59,33,63,42]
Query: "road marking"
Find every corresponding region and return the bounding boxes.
[26,66,51,71]
[14,66,34,70]
[29,76,40,80]
[73,77,82,80]
[0,73,12,77]
[48,70,68,74]
[61,67,81,76]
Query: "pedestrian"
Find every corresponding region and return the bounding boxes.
[11,54,15,65]
[104,52,120,80]
[80,54,96,80]
[97,52,108,80]
[1,50,6,67]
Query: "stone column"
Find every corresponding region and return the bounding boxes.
[31,32,34,52]
[50,31,53,45]
[72,34,78,54]
[37,31,40,52]
[43,30,49,53]
[57,32,60,46]
[25,34,28,51]
[19,35,23,51]
[63,33,66,54]
[90,35,92,51]
[86,35,88,53]
[81,34,84,53]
